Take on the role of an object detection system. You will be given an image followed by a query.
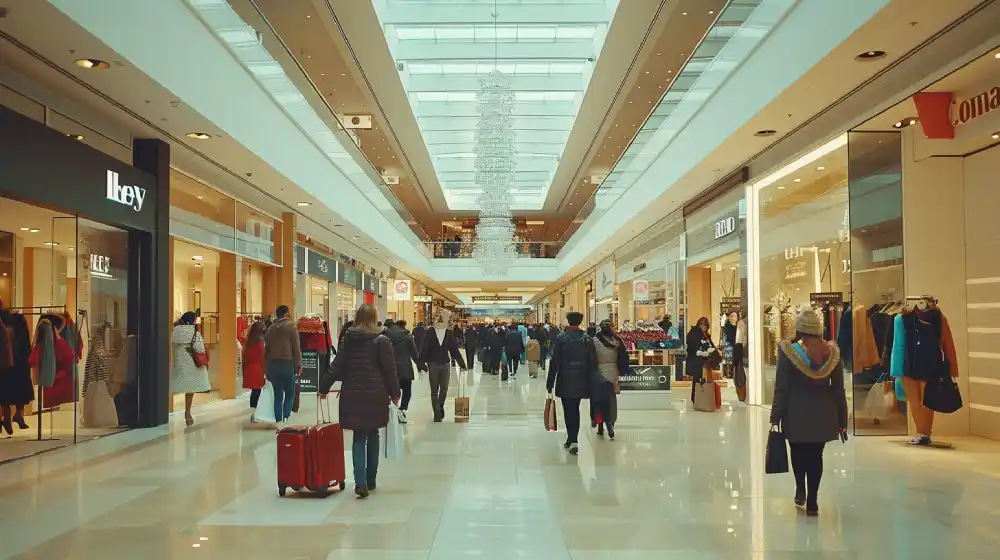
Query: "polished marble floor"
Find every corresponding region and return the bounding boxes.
[2,365,1000,559]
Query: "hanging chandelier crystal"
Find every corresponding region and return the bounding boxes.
[472,67,517,276]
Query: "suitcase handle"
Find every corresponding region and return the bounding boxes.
[318,390,338,425]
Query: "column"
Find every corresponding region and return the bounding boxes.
[218,252,238,399]
[261,266,277,316]
[277,213,296,315]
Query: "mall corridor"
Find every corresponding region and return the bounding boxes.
[2,367,998,559]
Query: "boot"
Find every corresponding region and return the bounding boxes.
[13,414,28,430]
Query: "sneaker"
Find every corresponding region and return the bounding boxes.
[568,443,579,456]
[910,434,932,446]
[806,503,819,516]
[794,488,806,508]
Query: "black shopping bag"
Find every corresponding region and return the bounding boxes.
[765,427,789,474]
[923,365,963,414]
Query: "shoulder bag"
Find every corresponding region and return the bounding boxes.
[186,329,210,369]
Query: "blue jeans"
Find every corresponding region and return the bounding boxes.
[352,429,380,487]
[266,359,296,422]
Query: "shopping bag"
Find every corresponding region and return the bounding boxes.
[380,404,404,460]
[863,376,893,420]
[255,381,277,423]
[714,381,722,408]
[543,396,558,431]
[82,380,119,428]
[454,370,470,423]
[693,379,719,412]
[765,426,789,474]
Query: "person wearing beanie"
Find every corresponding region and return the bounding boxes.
[770,309,848,517]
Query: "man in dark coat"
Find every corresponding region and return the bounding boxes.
[504,322,526,378]
[546,312,598,455]
[418,322,467,422]
[486,325,504,375]
[463,322,479,371]
[383,319,419,423]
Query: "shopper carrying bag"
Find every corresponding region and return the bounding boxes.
[543,395,558,432]
[765,425,789,474]
[381,403,404,460]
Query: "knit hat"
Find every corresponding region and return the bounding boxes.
[795,309,824,336]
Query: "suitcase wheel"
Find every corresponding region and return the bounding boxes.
[338,480,346,491]
[292,486,302,492]
[312,486,330,496]
[278,484,287,497]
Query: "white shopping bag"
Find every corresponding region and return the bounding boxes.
[380,403,404,460]
[255,381,277,423]
[863,375,893,421]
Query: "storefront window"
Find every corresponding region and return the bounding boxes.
[752,136,850,406]
[236,201,279,264]
[172,239,221,408]
[169,170,236,252]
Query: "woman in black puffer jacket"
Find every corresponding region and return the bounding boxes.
[319,304,400,499]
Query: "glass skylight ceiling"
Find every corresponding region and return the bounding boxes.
[375,0,621,211]
[570,0,796,238]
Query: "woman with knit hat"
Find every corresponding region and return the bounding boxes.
[770,309,848,517]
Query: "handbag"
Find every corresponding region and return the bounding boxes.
[185,330,209,369]
[923,362,963,414]
[765,426,789,474]
[543,396,558,431]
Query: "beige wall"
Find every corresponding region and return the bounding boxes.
[901,133,970,438]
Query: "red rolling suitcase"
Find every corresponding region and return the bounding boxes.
[277,395,346,496]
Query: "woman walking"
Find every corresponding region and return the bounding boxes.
[770,309,848,516]
[171,311,211,426]
[592,320,628,440]
[242,321,266,423]
[318,304,400,498]
[685,317,717,403]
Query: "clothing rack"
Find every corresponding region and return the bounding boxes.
[3,305,72,443]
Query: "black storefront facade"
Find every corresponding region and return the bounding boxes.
[0,106,170,448]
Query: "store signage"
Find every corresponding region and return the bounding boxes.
[633,280,649,302]
[620,366,671,391]
[952,85,1000,126]
[413,295,432,303]
[467,307,529,318]
[471,295,522,303]
[105,170,146,211]
[714,216,736,239]
[810,292,843,307]
[720,296,741,313]
[633,262,647,273]
[596,262,614,301]
[90,254,113,279]
[306,249,336,283]
[392,279,411,301]
[299,350,320,393]
[337,263,362,289]
[363,273,377,293]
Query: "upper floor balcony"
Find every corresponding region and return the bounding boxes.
[424,240,563,259]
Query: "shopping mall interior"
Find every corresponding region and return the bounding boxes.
[3,0,1000,557]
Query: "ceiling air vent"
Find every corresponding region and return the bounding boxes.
[382,175,400,185]
[342,114,373,130]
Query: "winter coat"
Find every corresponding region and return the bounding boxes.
[0,311,34,406]
[419,327,467,369]
[526,339,541,361]
[463,327,479,349]
[770,340,847,443]
[413,326,427,355]
[504,329,525,357]
[264,317,301,371]
[33,319,56,387]
[384,325,419,381]
[170,324,211,394]
[242,340,266,390]
[318,327,401,430]
[595,333,629,395]
[546,329,598,399]
[685,326,715,381]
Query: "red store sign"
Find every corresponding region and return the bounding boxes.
[913,84,1000,140]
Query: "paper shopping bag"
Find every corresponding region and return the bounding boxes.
[544,397,558,432]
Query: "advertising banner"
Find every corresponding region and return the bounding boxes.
[595,261,615,301]
[392,279,411,301]
[619,366,672,391]
[633,280,650,302]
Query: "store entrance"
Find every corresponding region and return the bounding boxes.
[0,196,132,463]
[687,251,741,396]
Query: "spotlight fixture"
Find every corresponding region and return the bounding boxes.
[352,236,360,240]
[20,227,30,231]
[754,129,777,137]
[193,263,203,268]
[816,166,826,171]
[186,132,211,140]
[892,117,918,129]
[994,52,1000,59]
[793,178,801,182]
[992,132,999,140]
[296,201,311,207]
[68,247,75,251]
[855,50,886,62]
[67,134,85,141]
[74,58,110,70]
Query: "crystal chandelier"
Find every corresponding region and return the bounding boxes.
[472,8,517,276]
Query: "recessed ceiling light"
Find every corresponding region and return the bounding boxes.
[708,10,715,14]
[74,58,110,70]
[20,227,29,231]
[992,132,999,140]
[44,242,59,247]
[353,236,360,240]
[67,134,84,141]
[296,201,311,207]
[995,52,1000,59]
[855,50,886,61]
[193,263,203,268]
[793,178,801,182]
[681,11,688,15]
[28,228,39,233]
[754,129,777,137]
[68,247,74,251]
[816,166,825,171]
[778,186,785,190]
[192,256,204,261]
[892,117,918,129]
[186,132,211,140]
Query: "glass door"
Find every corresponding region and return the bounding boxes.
[38,216,78,443]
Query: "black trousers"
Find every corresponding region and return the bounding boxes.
[789,442,826,505]
[506,355,519,376]
[561,398,582,444]
[249,389,261,409]
[465,346,476,370]
[400,379,412,411]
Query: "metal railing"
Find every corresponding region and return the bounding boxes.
[424,241,563,259]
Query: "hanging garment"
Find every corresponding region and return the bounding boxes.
[852,304,880,374]
[0,312,34,406]
[31,318,56,387]
[83,327,111,398]
[38,336,76,408]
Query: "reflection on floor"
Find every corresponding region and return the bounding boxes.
[0,404,127,464]
[2,365,999,559]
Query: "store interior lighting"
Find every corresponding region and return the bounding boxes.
[751,134,847,192]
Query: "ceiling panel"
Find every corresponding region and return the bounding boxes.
[375,0,620,211]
